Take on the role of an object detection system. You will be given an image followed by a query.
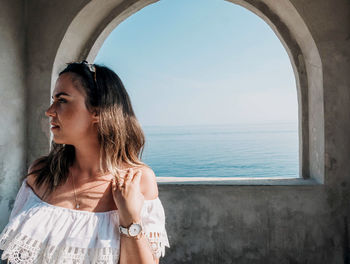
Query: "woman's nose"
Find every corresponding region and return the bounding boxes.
[45,103,56,117]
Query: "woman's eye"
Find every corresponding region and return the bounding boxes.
[51,98,67,104]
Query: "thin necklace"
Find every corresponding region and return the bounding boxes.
[70,167,130,210]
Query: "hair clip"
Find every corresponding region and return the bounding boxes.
[81,60,97,81]
[88,64,96,73]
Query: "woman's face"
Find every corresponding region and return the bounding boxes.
[45,72,98,145]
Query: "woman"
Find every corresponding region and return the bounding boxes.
[0,61,170,263]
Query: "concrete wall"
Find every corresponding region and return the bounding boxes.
[1,0,350,263]
[0,0,26,231]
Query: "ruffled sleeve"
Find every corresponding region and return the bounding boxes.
[140,197,170,259]
[8,180,31,221]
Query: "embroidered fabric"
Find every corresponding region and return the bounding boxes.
[0,180,170,263]
[1,230,119,263]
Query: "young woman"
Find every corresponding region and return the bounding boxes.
[0,61,169,263]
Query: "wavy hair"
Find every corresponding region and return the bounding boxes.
[27,61,146,197]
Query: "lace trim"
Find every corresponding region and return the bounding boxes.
[0,228,119,264]
[144,231,167,259]
[1,227,168,262]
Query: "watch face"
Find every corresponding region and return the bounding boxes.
[129,223,142,236]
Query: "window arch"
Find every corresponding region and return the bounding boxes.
[94,0,299,180]
[52,0,324,184]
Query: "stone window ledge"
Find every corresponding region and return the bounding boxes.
[157,177,320,186]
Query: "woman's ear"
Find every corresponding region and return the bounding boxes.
[91,108,99,124]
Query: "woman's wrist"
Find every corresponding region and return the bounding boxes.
[119,216,141,227]
[120,230,145,240]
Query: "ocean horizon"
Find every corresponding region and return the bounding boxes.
[141,122,299,178]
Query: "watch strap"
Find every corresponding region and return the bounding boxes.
[119,222,144,239]
[119,225,129,236]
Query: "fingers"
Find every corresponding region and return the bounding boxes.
[132,169,142,184]
[112,177,116,191]
[112,176,123,191]
[112,172,125,191]
[124,168,133,185]
[112,168,142,191]
[118,177,124,189]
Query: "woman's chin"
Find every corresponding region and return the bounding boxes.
[52,137,67,145]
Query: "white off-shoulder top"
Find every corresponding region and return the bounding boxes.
[0,179,170,263]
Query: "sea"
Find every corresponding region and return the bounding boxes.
[141,122,299,178]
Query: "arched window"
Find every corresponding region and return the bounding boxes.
[94,0,299,181]
[52,0,324,184]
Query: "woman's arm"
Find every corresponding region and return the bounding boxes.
[119,234,157,264]
[112,167,160,264]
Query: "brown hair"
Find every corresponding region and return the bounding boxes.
[27,62,147,197]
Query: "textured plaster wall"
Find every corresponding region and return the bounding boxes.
[159,184,340,263]
[0,0,26,231]
[25,0,88,165]
[1,0,350,263]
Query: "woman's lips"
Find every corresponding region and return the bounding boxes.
[50,122,60,130]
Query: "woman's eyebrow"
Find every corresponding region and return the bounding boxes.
[51,92,71,99]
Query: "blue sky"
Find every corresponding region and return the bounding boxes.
[94,0,297,127]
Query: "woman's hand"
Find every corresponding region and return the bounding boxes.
[111,168,145,226]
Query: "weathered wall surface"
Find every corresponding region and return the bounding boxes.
[25,0,89,165]
[159,184,341,263]
[1,0,350,263]
[0,0,26,231]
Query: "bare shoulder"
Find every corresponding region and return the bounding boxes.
[137,165,158,200]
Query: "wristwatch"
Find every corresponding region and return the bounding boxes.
[119,222,143,239]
